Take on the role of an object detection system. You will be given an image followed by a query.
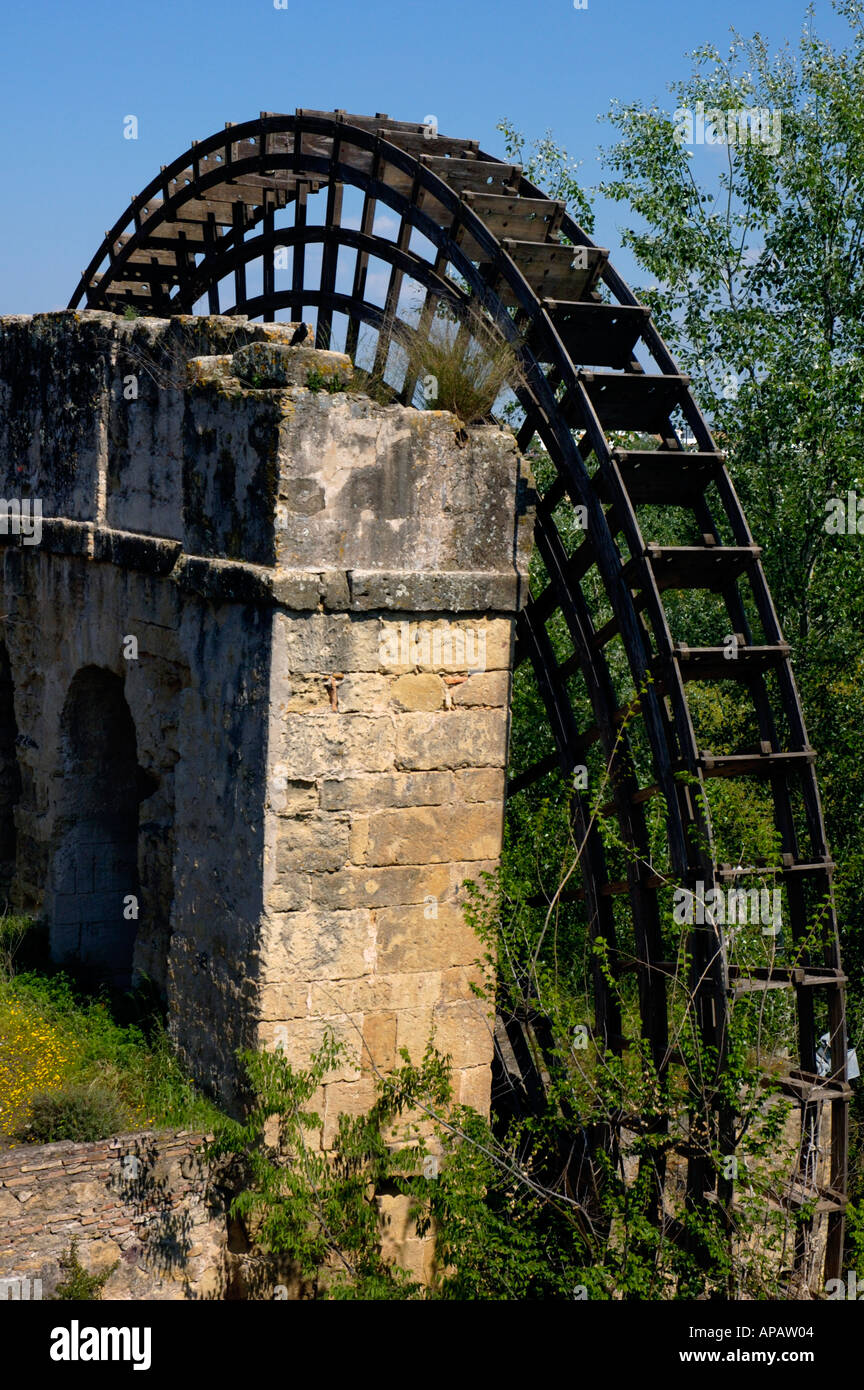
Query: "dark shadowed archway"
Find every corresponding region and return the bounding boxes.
[0,642,21,909]
[50,667,141,989]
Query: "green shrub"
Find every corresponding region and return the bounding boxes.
[305,367,347,394]
[53,1238,117,1300]
[20,1081,127,1143]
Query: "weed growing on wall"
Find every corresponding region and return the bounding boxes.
[52,1238,118,1301]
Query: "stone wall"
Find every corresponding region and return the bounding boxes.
[260,612,513,1141]
[0,1131,227,1300]
[0,310,533,1119]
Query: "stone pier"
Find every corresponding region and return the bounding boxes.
[0,311,533,1120]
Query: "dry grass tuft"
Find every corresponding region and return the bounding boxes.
[349,305,524,426]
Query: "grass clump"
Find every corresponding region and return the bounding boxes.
[24,1082,125,1144]
[405,319,522,422]
[347,305,524,427]
[399,308,523,425]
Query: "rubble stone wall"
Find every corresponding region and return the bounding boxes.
[0,1131,227,1301]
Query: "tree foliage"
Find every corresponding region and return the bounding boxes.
[598,0,864,1202]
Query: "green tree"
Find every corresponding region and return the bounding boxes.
[597,0,864,1200]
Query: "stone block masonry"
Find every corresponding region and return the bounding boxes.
[0,1131,228,1301]
[0,310,534,1127]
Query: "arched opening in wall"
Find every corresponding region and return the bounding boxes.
[0,642,21,909]
[50,667,141,990]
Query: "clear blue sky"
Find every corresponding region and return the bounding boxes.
[0,0,852,313]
